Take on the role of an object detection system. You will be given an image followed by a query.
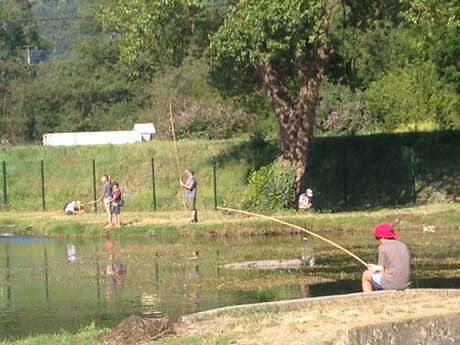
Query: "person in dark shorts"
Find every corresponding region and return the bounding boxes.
[110,182,122,228]
[362,222,411,292]
[180,168,198,224]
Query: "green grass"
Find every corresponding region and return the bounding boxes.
[0,333,231,345]
[1,132,459,213]
[1,203,458,239]
[0,139,261,212]
[0,324,106,345]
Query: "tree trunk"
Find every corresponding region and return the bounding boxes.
[255,1,335,195]
[256,52,327,194]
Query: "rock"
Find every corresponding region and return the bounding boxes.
[222,259,308,270]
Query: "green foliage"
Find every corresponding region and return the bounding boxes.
[160,102,256,140]
[100,0,223,75]
[0,323,107,345]
[242,161,296,211]
[315,80,371,136]
[337,23,424,89]
[31,0,89,56]
[365,63,460,131]
[208,0,329,95]
[0,0,43,60]
[14,35,148,141]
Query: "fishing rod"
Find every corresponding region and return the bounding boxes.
[217,206,368,268]
[169,102,187,211]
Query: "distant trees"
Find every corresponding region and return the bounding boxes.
[0,0,44,141]
[0,0,458,174]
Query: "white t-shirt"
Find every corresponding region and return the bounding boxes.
[299,193,311,209]
[64,201,76,214]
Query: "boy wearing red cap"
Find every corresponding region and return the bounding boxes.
[362,223,411,292]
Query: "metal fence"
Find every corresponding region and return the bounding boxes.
[0,157,220,212]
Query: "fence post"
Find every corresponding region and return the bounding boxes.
[151,158,157,211]
[213,156,217,210]
[40,160,46,210]
[2,161,6,205]
[411,146,416,205]
[92,159,98,213]
[342,147,348,210]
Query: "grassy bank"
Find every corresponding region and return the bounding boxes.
[1,203,459,238]
[1,131,459,214]
[0,139,260,212]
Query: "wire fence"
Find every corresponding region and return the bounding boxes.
[0,157,222,213]
[1,131,459,213]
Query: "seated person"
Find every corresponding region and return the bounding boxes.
[64,200,84,215]
[298,188,315,212]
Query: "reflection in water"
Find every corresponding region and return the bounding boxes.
[4,244,11,306]
[104,234,127,316]
[299,284,311,298]
[66,244,78,263]
[44,246,49,302]
[1,232,460,340]
[140,293,163,318]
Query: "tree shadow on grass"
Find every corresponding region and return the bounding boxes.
[215,133,280,180]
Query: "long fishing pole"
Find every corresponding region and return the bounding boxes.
[217,206,368,267]
[169,102,187,211]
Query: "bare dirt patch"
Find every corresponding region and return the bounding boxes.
[97,315,174,345]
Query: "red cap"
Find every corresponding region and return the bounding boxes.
[374,223,399,239]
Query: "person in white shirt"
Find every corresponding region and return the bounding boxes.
[298,188,314,212]
[64,200,84,215]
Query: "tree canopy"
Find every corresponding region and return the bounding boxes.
[0,0,458,172]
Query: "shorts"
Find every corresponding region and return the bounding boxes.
[370,272,384,290]
[185,198,196,211]
[113,204,121,215]
[103,198,112,212]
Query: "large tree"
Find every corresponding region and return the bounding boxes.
[208,0,405,190]
[100,0,415,191]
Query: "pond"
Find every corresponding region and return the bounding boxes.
[1,226,459,340]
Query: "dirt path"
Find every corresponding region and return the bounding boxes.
[176,289,460,344]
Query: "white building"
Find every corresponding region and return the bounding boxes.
[42,123,156,146]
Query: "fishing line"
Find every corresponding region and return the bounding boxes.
[217,206,368,267]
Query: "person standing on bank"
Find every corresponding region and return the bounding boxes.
[88,175,113,228]
[180,168,198,224]
[362,223,411,292]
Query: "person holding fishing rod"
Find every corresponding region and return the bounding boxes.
[88,175,114,228]
[362,223,411,292]
[180,168,198,224]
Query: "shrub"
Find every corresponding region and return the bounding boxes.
[365,62,460,131]
[157,102,256,139]
[241,161,296,211]
[315,80,372,136]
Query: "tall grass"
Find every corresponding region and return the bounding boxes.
[0,139,258,212]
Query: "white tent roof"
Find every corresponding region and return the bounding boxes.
[133,123,156,134]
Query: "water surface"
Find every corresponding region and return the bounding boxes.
[1,227,459,340]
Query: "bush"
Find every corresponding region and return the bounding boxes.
[365,62,460,131]
[315,80,372,136]
[156,102,256,139]
[241,161,296,211]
